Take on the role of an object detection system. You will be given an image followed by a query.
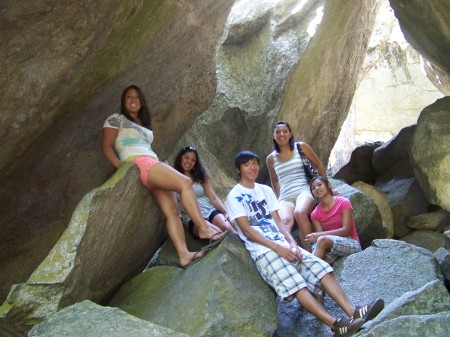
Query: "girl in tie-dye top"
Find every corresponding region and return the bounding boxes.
[102,85,225,268]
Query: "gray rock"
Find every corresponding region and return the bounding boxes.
[372,125,416,176]
[334,142,383,185]
[110,234,278,337]
[434,247,450,282]
[406,209,449,231]
[410,97,450,211]
[445,230,450,249]
[401,230,445,253]
[360,279,450,331]
[374,159,415,186]
[0,164,166,330]
[355,313,450,337]
[334,240,441,309]
[352,181,394,239]
[276,239,444,337]
[375,178,429,238]
[28,300,188,337]
[332,179,386,249]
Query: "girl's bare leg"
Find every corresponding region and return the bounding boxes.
[315,235,333,261]
[152,188,205,267]
[294,196,315,252]
[278,205,295,232]
[212,214,235,233]
[148,162,223,240]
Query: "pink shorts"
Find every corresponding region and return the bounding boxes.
[131,156,160,189]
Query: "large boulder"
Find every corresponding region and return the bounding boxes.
[352,181,394,240]
[401,230,445,253]
[375,178,429,238]
[389,0,450,92]
[332,179,387,249]
[28,300,188,337]
[410,97,450,211]
[372,125,416,176]
[356,280,450,337]
[276,239,449,337]
[0,0,235,304]
[0,163,165,333]
[406,209,449,231]
[109,235,278,337]
[334,142,383,185]
[279,0,381,165]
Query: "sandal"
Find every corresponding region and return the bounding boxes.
[182,250,208,269]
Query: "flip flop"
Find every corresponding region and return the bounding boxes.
[210,229,230,243]
[199,230,229,252]
[182,249,208,269]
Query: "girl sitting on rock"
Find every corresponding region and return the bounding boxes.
[266,121,327,252]
[306,176,361,264]
[102,85,225,268]
[173,146,235,235]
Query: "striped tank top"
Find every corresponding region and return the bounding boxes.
[273,148,310,200]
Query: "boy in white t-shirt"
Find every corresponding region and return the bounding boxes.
[226,151,384,337]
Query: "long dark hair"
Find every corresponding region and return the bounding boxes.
[173,146,208,183]
[120,85,152,130]
[272,121,295,153]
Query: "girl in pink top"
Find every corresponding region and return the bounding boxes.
[306,176,361,264]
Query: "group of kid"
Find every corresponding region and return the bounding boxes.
[102,85,384,337]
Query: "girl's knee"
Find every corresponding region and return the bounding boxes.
[294,209,310,223]
[179,175,193,190]
[281,217,294,229]
[163,206,180,219]
[317,236,332,249]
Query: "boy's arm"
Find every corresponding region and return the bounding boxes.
[235,213,302,263]
[271,210,303,261]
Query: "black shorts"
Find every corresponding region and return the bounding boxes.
[187,209,222,233]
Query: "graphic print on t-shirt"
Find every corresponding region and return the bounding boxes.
[235,192,282,242]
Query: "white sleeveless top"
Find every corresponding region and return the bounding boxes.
[177,182,216,222]
[273,147,309,200]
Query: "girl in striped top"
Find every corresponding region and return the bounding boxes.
[266,121,327,252]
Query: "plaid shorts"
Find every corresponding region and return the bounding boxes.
[326,236,361,264]
[255,247,333,301]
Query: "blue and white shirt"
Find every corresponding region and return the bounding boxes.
[226,182,289,260]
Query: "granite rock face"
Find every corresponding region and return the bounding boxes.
[389,0,450,92]
[111,235,278,337]
[276,240,450,337]
[411,97,450,211]
[28,300,189,337]
[1,0,450,336]
[0,0,235,303]
[0,164,165,333]
[279,0,381,163]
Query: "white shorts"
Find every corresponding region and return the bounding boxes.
[279,190,314,208]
